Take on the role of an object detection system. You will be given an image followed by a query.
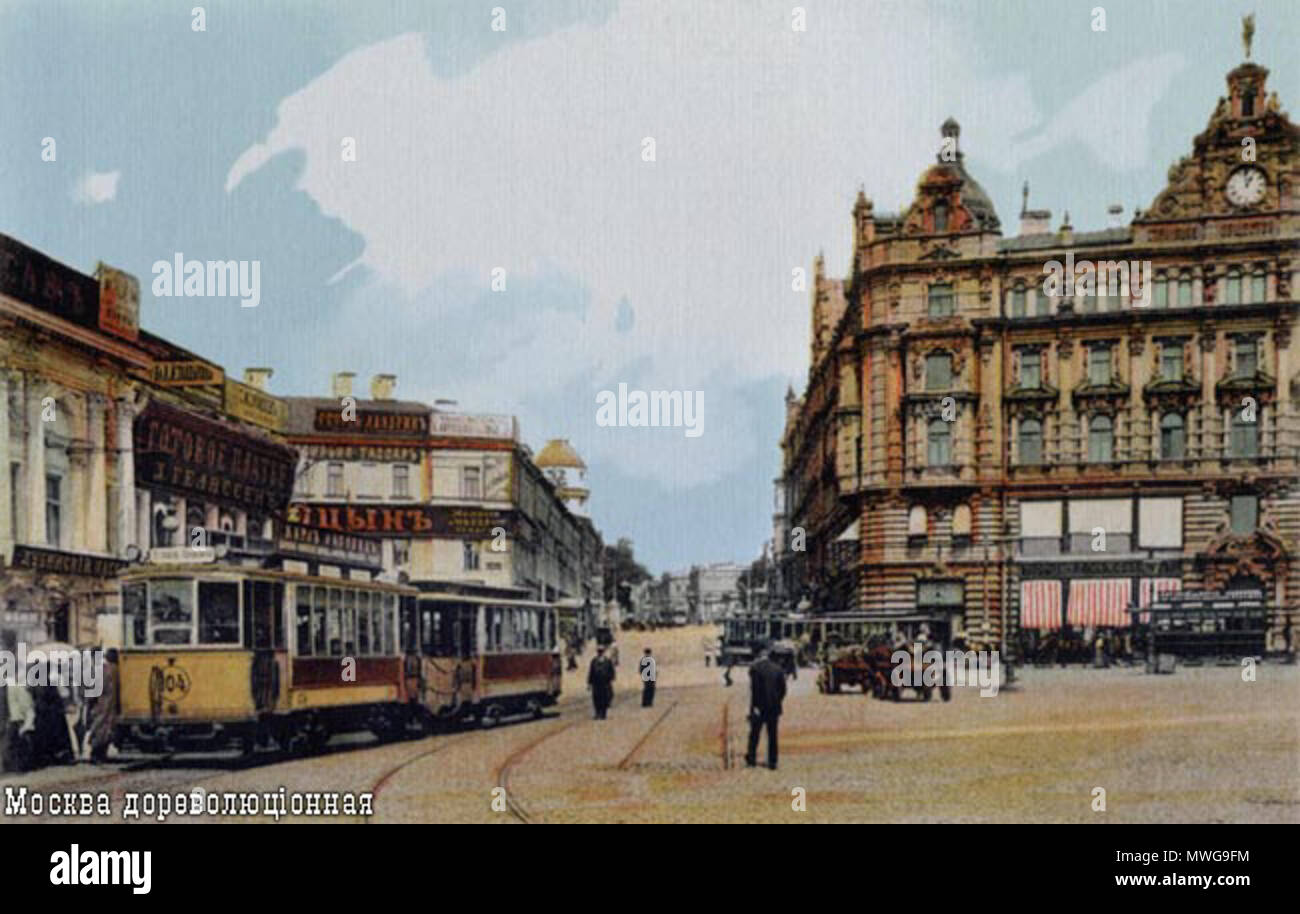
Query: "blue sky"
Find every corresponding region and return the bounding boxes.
[2,1,1295,575]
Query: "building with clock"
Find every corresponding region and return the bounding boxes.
[777,39,1299,654]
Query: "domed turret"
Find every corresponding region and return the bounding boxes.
[535,438,590,517]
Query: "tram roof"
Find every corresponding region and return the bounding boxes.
[117,563,418,593]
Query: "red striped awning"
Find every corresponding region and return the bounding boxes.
[1020,580,1062,630]
[1067,578,1132,628]
[1136,577,1182,624]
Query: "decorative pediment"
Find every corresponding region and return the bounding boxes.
[918,245,961,261]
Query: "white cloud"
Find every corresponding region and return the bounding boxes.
[225,1,1178,488]
[72,169,120,205]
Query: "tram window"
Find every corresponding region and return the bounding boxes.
[328,589,343,656]
[242,581,269,649]
[358,591,371,654]
[372,598,384,655]
[383,594,396,654]
[123,583,146,648]
[198,581,240,644]
[400,597,418,652]
[296,586,313,656]
[343,590,356,656]
[150,579,194,645]
[272,584,285,649]
[312,587,327,655]
[489,609,502,651]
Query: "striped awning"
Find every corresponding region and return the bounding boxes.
[1067,578,1132,628]
[1136,577,1182,624]
[1020,580,1062,630]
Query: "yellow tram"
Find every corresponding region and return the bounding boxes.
[116,563,418,753]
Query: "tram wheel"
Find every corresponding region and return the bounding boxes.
[480,704,504,729]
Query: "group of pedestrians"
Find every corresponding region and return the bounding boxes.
[2,649,119,773]
[584,637,788,772]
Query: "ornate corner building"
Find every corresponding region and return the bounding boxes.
[780,50,1299,652]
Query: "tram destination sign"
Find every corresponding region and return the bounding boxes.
[1166,589,1264,603]
[289,503,515,539]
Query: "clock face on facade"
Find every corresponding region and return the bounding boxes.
[1225,166,1267,207]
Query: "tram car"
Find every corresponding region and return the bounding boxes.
[412,593,562,727]
[115,564,419,753]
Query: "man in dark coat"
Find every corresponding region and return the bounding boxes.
[587,645,615,719]
[639,648,656,707]
[745,643,787,770]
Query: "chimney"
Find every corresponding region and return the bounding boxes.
[1107,204,1124,228]
[371,374,397,400]
[243,367,273,391]
[331,371,355,398]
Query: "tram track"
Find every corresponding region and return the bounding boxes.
[615,700,678,770]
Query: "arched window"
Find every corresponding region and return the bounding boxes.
[927,418,951,466]
[1011,283,1027,318]
[1250,270,1266,303]
[1160,412,1185,460]
[952,504,973,538]
[1088,415,1114,463]
[908,505,928,538]
[925,352,953,390]
[1177,271,1193,307]
[1018,418,1043,465]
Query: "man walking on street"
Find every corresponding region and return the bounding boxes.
[639,648,656,707]
[587,645,615,719]
[745,642,786,770]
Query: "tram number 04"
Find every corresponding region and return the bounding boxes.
[161,668,191,701]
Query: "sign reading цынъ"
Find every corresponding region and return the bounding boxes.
[289,503,514,538]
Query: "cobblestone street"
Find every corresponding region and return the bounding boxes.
[5,626,1297,824]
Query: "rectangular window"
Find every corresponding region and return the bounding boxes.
[1139,497,1183,548]
[1230,495,1258,534]
[1020,350,1041,388]
[123,582,147,648]
[45,474,61,546]
[199,580,240,644]
[1177,276,1193,306]
[312,586,327,655]
[927,283,954,318]
[1235,338,1258,377]
[925,354,952,390]
[357,591,371,654]
[1161,344,1183,381]
[392,538,411,567]
[326,462,344,497]
[343,589,356,656]
[1231,415,1259,458]
[1153,279,1168,308]
[10,463,19,541]
[463,540,480,571]
[328,588,343,656]
[1035,291,1051,317]
[1250,273,1266,303]
[149,578,194,645]
[1088,347,1112,385]
[1011,287,1026,317]
[383,594,396,654]
[393,464,410,497]
[296,585,313,656]
[461,466,481,499]
[1225,273,1241,304]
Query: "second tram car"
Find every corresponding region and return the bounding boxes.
[412,593,561,727]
